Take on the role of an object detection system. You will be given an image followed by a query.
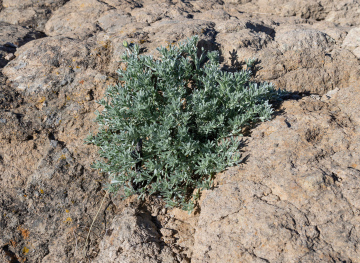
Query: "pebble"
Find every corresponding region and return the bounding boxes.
[50,140,58,148]
[160,228,175,237]
[5,53,15,61]
[60,79,68,86]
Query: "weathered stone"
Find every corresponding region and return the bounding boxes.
[0,22,45,69]
[233,0,360,26]
[342,27,360,58]
[274,25,334,52]
[93,207,178,263]
[97,10,136,34]
[1,0,360,262]
[192,86,360,263]
[4,53,14,60]
[44,0,111,37]
[2,0,65,8]
[0,0,68,30]
[3,36,105,94]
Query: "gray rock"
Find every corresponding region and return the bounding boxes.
[274,25,334,52]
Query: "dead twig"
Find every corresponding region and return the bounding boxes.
[83,191,109,258]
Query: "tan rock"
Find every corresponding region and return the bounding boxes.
[2,0,64,8]
[44,0,110,37]
[192,86,360,262]
[0,8,36,25]
[97,10,136,34]
[93,207,177,263]
[3,36,100,94]
[353,47,360,59]
[342,27,360,58]
[4,53,14,60]
[1,1,360,262]
[0,0,67,30]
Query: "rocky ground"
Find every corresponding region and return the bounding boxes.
[0,0,359,262]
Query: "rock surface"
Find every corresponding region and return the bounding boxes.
[0,0,68,30]
[93,206,178,263]
[0,0,360,262]
[193,86,360,262]
[342,27,360,59]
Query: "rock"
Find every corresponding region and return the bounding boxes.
[321,87,339,100]
[193,9,231,21]
[342,27,360,58]
[0,22,45,68]
[0,110,40,141]
[0,107,114,262]
[325,85,360,128]
[0,22,44,48]
[4,53,14,60]
[192,86,360,262]
[143,19,218,56]
[218,22,360,94]
[311,20,349,44]
[353,47,360,59]
[0,0,68,30]
[0,8,37,26]
[3,36,103,94]
[95,17,217,72]
[0,82,23,110]
[0,23,114,263]
[44,0,111,37]
[274,25,334,52]
[2,0,63,8]
[97,10,136,34]
[257,48,360,94]
[325,1,360,26]
[1,0,360,262]
[160,228,176,237]
[232,0,360,26]
[93,207,178,263]
[131,2,177,23]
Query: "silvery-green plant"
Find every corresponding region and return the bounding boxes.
[86,36,284,211]
[245,57,257,71]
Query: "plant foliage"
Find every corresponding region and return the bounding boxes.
[86,36,284,211]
